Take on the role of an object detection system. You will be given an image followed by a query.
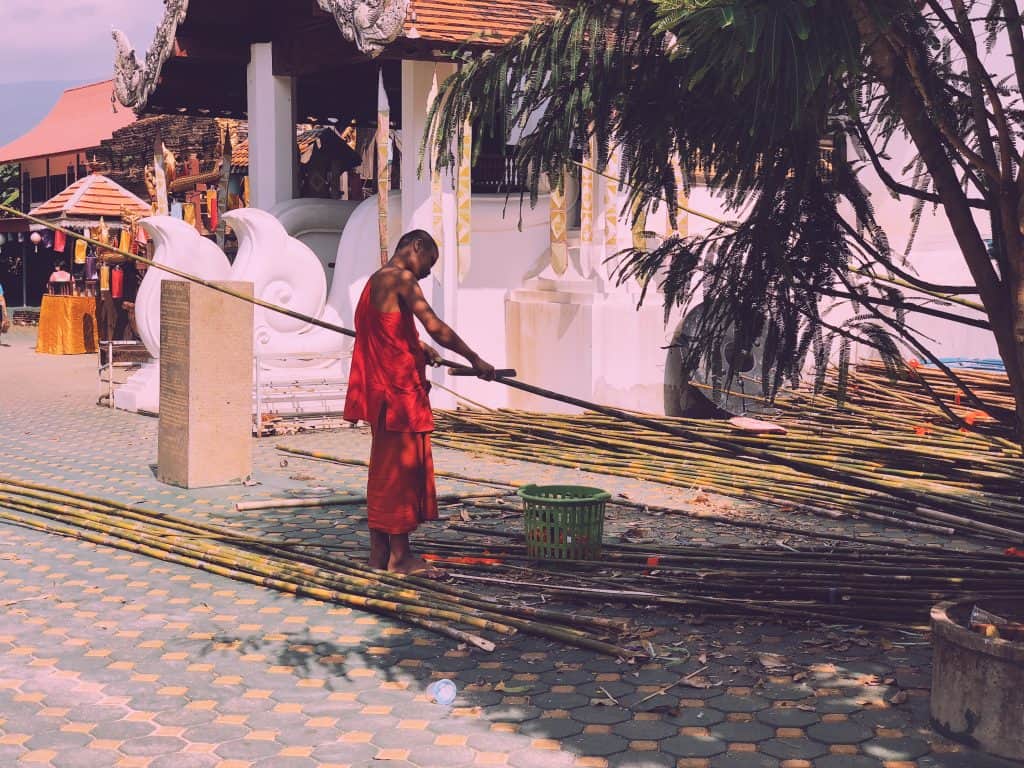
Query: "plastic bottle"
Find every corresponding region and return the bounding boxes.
[426,678,457,705]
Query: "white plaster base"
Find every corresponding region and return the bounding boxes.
[506,278,668,415]
[112,362,160,414]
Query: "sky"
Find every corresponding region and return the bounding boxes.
[0,0,165,85]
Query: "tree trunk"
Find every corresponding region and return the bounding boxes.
[847,0,1024,443]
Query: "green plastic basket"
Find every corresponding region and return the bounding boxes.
[517,484,610,561]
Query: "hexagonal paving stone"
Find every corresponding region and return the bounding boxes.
[67,704,130,723]
[611,718,677,741]
[251,757,319,768]
[862,736,931,761]
[519,717,585,739]
[813,756,882,768]
[118,735,188,757]
[570,706,632,725]
[577,681,636,700]
[507,747,577,768]
[709,754,780,768]
[24,730,92,750]
[607,751,675,768]
[707,694,770,713]
[88,719,156,742]
[757,683,814,701]
[310,742,380,765]
[485,703,543,723]
[709,720,775,743]
[671,707,726,727]
[661,733,729,758]
[214,738,282,760]
[51,750,121,768]
[182,723,250,743]
[532,692,590,710]
[404,745,476,767]
[814,696,863,714]
[756,706,820,728]
[564,732,629,757]
[806,720,874,744]
[148,756,218,768]
[758,738,829,761]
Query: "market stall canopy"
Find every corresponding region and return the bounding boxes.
[0,80,136,164]
[111,0,558,120]
[29,173,152,227]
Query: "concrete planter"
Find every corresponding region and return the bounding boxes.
[930,598,1024,761]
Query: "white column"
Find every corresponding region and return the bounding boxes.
[247,42,297,210]
[400,60,458,401]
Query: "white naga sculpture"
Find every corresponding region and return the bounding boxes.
[112,217,232,414]
[114,209,354,415]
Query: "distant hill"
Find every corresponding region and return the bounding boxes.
[0,81,88,147]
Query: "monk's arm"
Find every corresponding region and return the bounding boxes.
[398,272,495,379]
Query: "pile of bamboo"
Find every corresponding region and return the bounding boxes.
[431,397,1024,544]
[415,525,1024,628]
[0,477,639,658]
[799,361,1017,437]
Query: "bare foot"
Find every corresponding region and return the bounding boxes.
[368,530,390,570]
[387,553,447,579]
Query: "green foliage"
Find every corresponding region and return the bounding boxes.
[0,164,19,209]
[424,0,1023,417]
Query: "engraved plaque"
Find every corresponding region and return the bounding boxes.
[157,281,254,488]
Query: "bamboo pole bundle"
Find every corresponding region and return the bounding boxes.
[428,404,1024,544]
[0,477,639,658]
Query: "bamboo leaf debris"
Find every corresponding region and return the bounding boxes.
[0,477,639,659]
[409,528,1024,629]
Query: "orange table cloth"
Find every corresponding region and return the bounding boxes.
[35,295,98,355]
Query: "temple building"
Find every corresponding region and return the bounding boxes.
[108,0,688,415]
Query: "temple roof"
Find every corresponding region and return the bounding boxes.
[29,173,152,222]
[112,0,558,120]
[0,81,136,164]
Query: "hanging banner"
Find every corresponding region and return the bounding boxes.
[427,72,444,277]
[377,70,391,266]
[456,118,472,283]
[603,147,620,260]
[579,133,597,276]
[549,172,568,275]
[671,159,688,238]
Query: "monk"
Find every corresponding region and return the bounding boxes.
[344,230,495,575]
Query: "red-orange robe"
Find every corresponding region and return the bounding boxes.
[343,280,438,535]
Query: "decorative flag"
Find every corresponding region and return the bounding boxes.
[456,118,472,282]
[377,70,391,266]
[152,136,169,216]
[579,133,597,276]
[549,172,568,275]
[671,159,688,237]
[631,199,648,251]
[604,146,620,260]
[427,72,444,277]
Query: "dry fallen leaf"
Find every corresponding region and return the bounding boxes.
[757,653,788,671]
[889,690,909,705]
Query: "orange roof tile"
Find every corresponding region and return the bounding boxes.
[30,174,152,221]
[0,80,136,164]
[407,0,559,45]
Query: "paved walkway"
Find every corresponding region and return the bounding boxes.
[0,326,1017,768]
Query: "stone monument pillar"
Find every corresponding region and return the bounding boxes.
[157,281,254,488]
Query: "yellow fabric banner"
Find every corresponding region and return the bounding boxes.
[604,148,620,259]
[549,173,568,275]
[456,119,472,283]
[579,135,596,276]
[428,73,444,276]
